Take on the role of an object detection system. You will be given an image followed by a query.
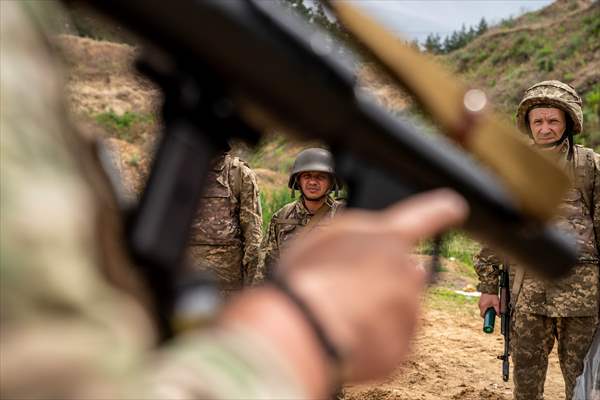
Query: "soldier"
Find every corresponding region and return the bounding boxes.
[188,152,262,295]
[1,2,468,399]
[476,80,600,400]
[261,148,344,278]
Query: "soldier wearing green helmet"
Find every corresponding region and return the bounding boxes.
[260,148,345,279]
[476,80,600,400]
[516,80,585,154]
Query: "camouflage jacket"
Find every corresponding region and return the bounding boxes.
[0,3,303,398]
[260,196,345,279]
[475,145,600,317]
[188,154,262,286]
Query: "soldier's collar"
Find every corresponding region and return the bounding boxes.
[299,196,331,215]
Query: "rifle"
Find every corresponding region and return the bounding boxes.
[73,0,578,339]
[498,265,511,382]
[482,263,511,382]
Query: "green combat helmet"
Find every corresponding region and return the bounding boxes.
[288,148,342,197]
[516,80,583,136]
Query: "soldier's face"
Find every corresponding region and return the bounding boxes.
[528,107,566,145]
[298,171,332,200]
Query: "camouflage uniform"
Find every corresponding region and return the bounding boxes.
[188,154,262,294]
[259,148,345,279]
[261,196,345,278]
[0,2,304,398]
[476,81,600,400]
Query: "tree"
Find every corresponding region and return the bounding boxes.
[277,0,366,59]
[278,0,348,41]
[424,33,443,54]
[477,17,488,35]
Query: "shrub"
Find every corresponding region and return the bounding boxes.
[260,186,293,233]
[418,230,480,270]
[500,16,516,29]
[537,58,554,72]
[509,35,544,63]
[563,72,575,82]
[582,84,600,150]
[475,51,489,64]
[95,110,153,142]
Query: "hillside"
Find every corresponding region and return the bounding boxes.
[446,0,599,148]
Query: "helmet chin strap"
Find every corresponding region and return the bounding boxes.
[534,130,569,149]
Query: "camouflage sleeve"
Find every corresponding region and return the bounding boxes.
[474,246,501,294]
[1,3,305,398]
[235,163,263,285]
[259,217,280,282]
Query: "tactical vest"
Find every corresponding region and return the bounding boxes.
[554,145,598,263]
[189,155,242,246]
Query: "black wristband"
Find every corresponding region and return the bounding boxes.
[271,277,342,366]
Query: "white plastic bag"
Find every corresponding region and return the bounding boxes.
[573,327,600,400]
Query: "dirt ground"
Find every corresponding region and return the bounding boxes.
[342,257,566,400]
[342,307,565,400]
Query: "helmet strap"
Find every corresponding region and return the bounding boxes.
[290,175,298,198]
[534,130,569,149]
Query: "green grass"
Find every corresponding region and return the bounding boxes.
[418,231,480,272]
[580,84,600,150]
[426,287,479,315]
[248,134,297,172]
[260,186,294,233]
[95,110,153,142]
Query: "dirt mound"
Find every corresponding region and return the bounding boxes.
[358,64,409,112]
[55,34,160,117]
[255,168,288,193]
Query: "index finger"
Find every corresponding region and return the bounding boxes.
[375,189,469,245]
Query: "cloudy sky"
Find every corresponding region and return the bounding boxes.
[340,0,554,43]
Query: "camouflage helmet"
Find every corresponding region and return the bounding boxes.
[288,148,341,191]
[516,80,583,136]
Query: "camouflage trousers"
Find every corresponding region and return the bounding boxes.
[187,244,244,297]
[512,309,598,400]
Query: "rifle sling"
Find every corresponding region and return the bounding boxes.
[510,268,525,310]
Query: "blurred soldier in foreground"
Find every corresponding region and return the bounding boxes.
[261,148,345,278]
[476,81,600,400]
[0,2,467,399]
[188,152,262,295]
